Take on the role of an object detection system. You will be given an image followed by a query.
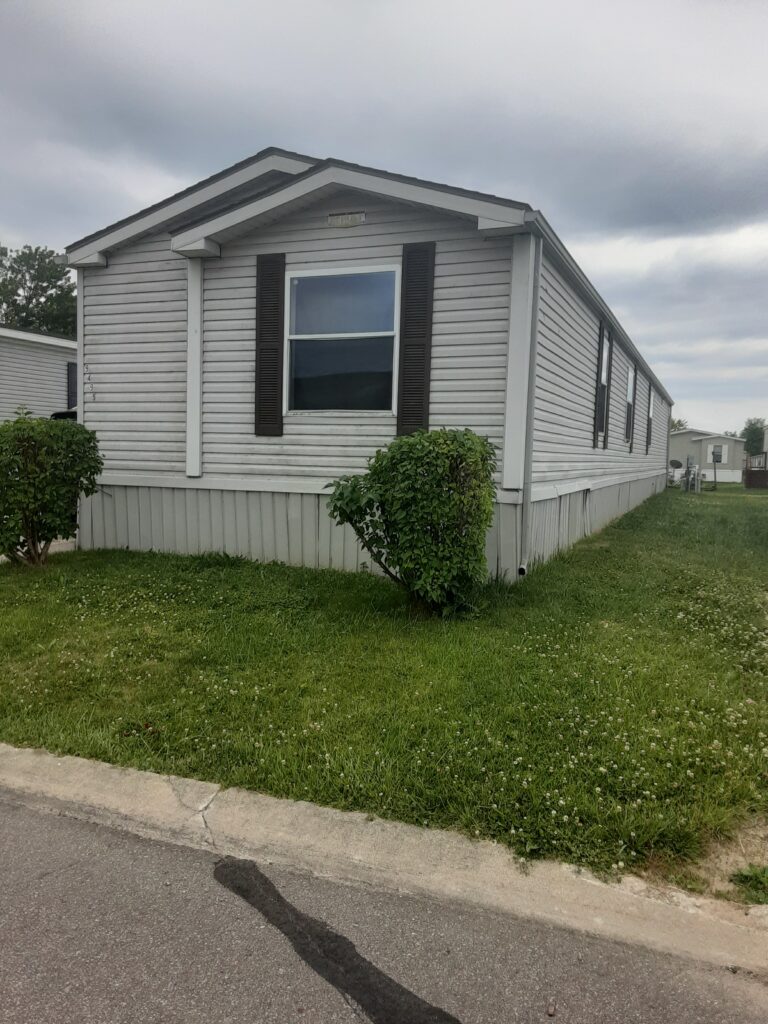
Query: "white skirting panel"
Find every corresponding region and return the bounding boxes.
[78,475,664,579]
[79,486,368,572]
[526,472,665,567]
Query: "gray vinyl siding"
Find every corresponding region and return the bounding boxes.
[532,255,670,484]
[81,234,187,472]
[0,338,73,421]
[201,193,511,480]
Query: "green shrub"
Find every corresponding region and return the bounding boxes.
[328,429,495,612]
[0,412,102,566]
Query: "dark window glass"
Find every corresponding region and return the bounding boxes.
[595,334,611,436]
[596,382,608,434]
[290,337,394,410]
[290,272,396,335]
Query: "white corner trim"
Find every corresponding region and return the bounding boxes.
[171,165,526,249]
[185,259,203,477]
[67,153,314,265]
[76,270,84,424]
[502,234,538,490]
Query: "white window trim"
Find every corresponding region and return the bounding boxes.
[282,264,402,417]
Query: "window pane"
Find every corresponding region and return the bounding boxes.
[290,272,396,335]
[600,339,611,385]
[626,366,635,402]
[290,337,394,410]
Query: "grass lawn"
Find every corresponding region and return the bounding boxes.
[1,486,766,874]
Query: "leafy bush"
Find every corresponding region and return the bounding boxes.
[0,412,102,565]
[328,429,495,612]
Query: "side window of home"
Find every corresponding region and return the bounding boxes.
[625,363,636,446]
[646,387,654,453]
[285,269,399,412]
[594,323,612,446]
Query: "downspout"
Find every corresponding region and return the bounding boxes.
[518,233,543,577]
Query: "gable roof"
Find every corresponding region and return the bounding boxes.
[66,147,317,261]
[65,146,672,405]
[695,433,744,444]
[672,428,743,444]
[66,149,531,263]
[0,325,76,351]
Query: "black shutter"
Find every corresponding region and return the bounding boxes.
[67,361,77,409]
[602,335,614,450]
[254,253,285,436]
[593,324,605,448]
[396,241,436,435]
[628,362,638,451]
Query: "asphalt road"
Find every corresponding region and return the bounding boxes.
[1,793,765,1024]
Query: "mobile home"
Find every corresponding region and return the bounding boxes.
[669,429,745,484]
[0,326,77,421]
[66,148,672,576]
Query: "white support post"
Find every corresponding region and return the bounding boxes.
[502,233,539,491]
[185,258,203,477]
[76,269,85,424]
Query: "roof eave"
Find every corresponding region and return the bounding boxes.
[66,148,317,266]
[170,160,529,256]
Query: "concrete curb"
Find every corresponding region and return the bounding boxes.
[1,742,765,974]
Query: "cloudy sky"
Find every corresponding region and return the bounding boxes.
[2,0,766,431]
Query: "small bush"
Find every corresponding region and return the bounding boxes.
[328,429,495,612]
[0,412,102,566]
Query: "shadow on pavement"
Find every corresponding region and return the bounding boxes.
[214,855,463,1024]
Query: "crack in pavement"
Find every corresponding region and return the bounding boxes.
[214,855,463,1024]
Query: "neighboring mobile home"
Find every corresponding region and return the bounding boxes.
[0,326,77,422]
[669,429,745,483]
[66,148,672,576]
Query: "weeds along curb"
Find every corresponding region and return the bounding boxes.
[0,742,766,975]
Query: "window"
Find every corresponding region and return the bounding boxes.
[594,323,612,444]
[285,268,399,412]
[646,387,654,453]
[625,363,636,445]
[707,443,727,464]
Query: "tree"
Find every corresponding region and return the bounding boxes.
[0,244,75,337]
[739,417,767,456]
[670,417,688,431]
[0,412,102,566]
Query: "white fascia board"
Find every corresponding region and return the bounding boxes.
[0,327,77,351]
[67,153,313,265]
[171,166,527,250]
